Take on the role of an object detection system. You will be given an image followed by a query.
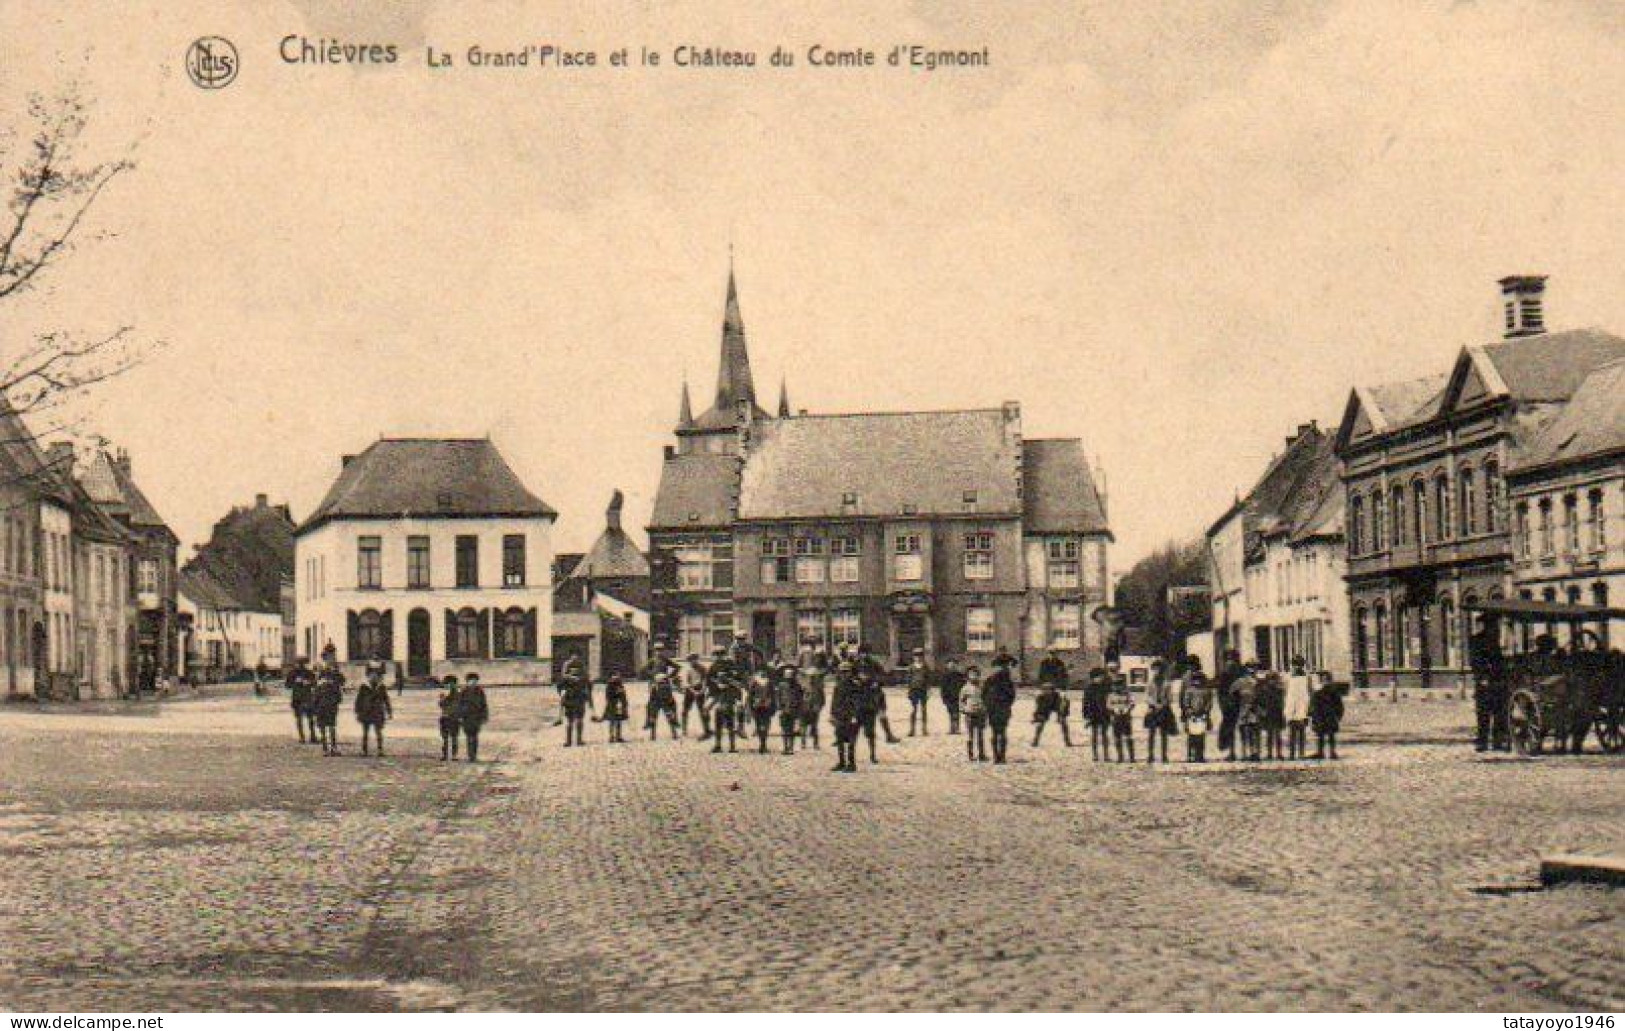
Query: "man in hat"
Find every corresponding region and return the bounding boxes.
[984,651,1019,763]
[313,661,345,756]
[1216,650,1244,761]
[681,653,711,739]
[708,659,743,754]
[437,674,463,760]
[1468,613,1509,752]
[1031,663,1073,748]
[828,659,861,772]
[647,671,681,740]
[905,648,933,736]
[285,657,317,744]
[354,660,394,757]
[855,643,902,745]
[800,667,828,749]
[554,655,584,727]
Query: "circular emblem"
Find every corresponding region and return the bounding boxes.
[186,37,239,89]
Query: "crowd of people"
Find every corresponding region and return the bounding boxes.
[549,638,1351,771]
[274,636,1350,770]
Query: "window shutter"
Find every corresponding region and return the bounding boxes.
[445,609,456,658]
[379,610,394,661]
[347,610,359,660]
[525,608,538,657]
[479,608,491,659]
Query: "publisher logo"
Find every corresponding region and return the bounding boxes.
[186,36,239,89]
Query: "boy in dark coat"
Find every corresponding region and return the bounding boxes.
[800,671,827,749]
[603,675,630,743]
[984,652,1018,764]
[286,659,317,744]
[1258,670,1286,761]
[559,666,594,747]
[748,671,777,753]
[354,663,394,757]
[1031,670,1072,748]
[774,663,803,754]
[647,673,680,740]
[709,668,742,754]
[828,662,861,772]
[458,673,489,762]
[437,674,462,760]
[682,654,711,740]
[939,659,966,734]
[1180,668,1214,763]
[905,650,932,736]
[1083,667,1112,761]
[313,665,345,756]
[1310,673,1344,760]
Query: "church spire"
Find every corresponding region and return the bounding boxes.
[777,378,791,418]
[714,267,756,410]
[677,378,694,429]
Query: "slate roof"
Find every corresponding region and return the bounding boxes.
[1476,328,1625,403]
[1364,375,1447,431]
[571,526,649,579]
[737,409,1022,521]
[649,453,738,530]
[1021,439,1110,535]
[179,566,241,612]
[298,438,555,534]
[0,398,70,506]
[1216,423,1342,556]
[182,499,295,612]
[1509,359,1625,475]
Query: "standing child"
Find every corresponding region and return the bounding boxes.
[560,667,594,747]
[1310,672,1344,759]
[828,662,861,773]
[437,675,462,760]
[940,659,966,735]
[1031,675,1072,747]
[709,669,742,754]
[800,672,828,749]
[1143,660,1177,764]
[1234,665,1261,761]
[314,665,344,756]
[647,673,680,740]
[1108,674,1136,763]
[458,673,489,762]
[906,650,932,736]
[1180,669,1214,763]
[960,667,988,762]
[603,675,630,743]
[775,663,803,755]
[748,671,777,754]
[1083,668,1112,761]
[1258,670,1285,760]
[1283,658,1312,760]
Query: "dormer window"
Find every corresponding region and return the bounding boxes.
[962,489,978,511]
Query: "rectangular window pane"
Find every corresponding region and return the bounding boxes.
[1049,560,1079,589]
[830,555,860,583]
[407,536,431,589]
[831,608,860,646]
[456,535,479,588]
[894,553,922,582]
[503,534,526,587]
[357,536,381,589]
[966,606,995,652]
[1050,602,1081,647]
[795,556,826,583]
[796,610,827,648]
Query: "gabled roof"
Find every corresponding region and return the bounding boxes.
[1335,374,1447,453]
[1509,360,1625,476]
[737,408,1022,521]
[179,566,242,612]
[79,448,173,534]
[648,453,738,530]
[0,398,70,506]
[298,438,555,534]
[569,491,650,580]
[1470,328,1625,405]
[1021,438,1110,536]
[1212,423,1341,556]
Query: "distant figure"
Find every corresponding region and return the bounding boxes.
[940,658,966,734]
[559,664,594,747]
[829,661,862,773]
[313,664,345,756]
[1143,659,1177,764]
[1234,664,1261,762]
[748,670,777,754]
[1310,673,1344,760]
[800,671,827,750]
[1258,670,1285,761]
[1216,651,1244,761]
[438,675,463,760]
[960,666,988,762]
[906,649,932,736]
[775,663,803,755]
[354,662,394,757]
[458,673,490,762]
[682,654,711,740]
[286,658,317,744]
[1108,674,1136,763]
[709,665,742,754]
[1083,668,1112,761]
[984,652,1018,764]
[647,673,680,740]
[603,675,630,744]
[1031,672,1072,748]
[1180,669,1214,763]
[1283,658,1313,760]
[254,660,269,697]
[1468,615,1510,753]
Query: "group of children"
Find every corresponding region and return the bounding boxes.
[284,658,395,757]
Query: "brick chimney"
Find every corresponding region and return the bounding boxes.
[1499,275,1547,339]
[255,493,268,508]
[606,489,624,532]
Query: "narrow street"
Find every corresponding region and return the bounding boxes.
[0,686,1619,1011]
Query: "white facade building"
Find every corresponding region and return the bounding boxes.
[294,439,557,684]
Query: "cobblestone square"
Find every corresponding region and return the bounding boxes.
[0,685,1619,1011]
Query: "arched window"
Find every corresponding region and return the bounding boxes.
[1434,473,1452,541]
[347,608,392,661]
[1373,490,1387,551]
[1350,495,1365,554]
[1354,606,1369,670]
[1373,603,1388,668]
[1391,484,1407,546]
[1483,460,1500,533]
[1459,466,1478,537]
[447,607,488,660]
[495,607,536,658]
[1413,479,1428,545]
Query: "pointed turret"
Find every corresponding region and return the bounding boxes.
[714,269,757,411]
[777,378,791,418]
[677,380,694,430]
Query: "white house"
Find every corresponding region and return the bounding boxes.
[294,438,557,684]
[178,570,283,682]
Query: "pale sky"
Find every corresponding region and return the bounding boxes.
[4,0,1624,568]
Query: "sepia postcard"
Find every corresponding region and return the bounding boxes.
[0,0,1621,1019]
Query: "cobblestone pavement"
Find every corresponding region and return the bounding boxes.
[0,686,1619,1011]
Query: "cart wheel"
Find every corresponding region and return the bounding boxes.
[1595,708,1625,754]
[1509,690,1543,756]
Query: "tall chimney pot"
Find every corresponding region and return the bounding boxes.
[1499,275,1547,339]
